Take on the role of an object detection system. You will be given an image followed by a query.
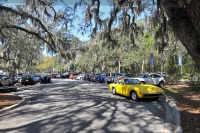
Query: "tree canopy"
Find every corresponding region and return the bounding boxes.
[0,0,200,75]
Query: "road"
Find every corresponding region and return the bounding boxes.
[0,79,173,133]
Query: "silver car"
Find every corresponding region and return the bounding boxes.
[0,75,17,92]
[133,73,165,87]
[106,72,124,84]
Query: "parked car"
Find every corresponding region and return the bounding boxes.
[90,74,101,82]
[13,74,23,84]
[61,72,71,78]
[21,75,35,85]
[106,72,124,84]
[99,74,106,83]
[55,74,61,78]
[133,73,165,87]
[156,72,168,78]
[123,73,136,78]
[32,74,41,82]
[40,73,51,84]
[50,73,57,78]
[109,78,164,101]
[0,75,17,92]
[69,72,79,79]
[83,73,92,81]
[75,74,85,80]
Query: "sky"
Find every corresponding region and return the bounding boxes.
[3,0,110,5]
[72,5,111,41]
[1,0,147,42]
[1,0,111,41]
[54,3,111,42]
[1,0,113,56]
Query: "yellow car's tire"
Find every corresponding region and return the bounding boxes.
[112,87,116,95]
[131,91,139,101]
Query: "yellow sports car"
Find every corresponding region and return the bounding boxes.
[109,78,164,101]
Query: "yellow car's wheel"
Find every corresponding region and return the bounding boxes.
[112,87,116,95]
[131,91,139,101]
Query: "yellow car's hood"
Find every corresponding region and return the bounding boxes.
[132,84,164,94]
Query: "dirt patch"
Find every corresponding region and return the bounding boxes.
[164,84,200,133]
[0,93,22,109]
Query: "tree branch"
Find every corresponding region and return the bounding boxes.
[1,25,57,52]
[0,5,56,48]
[0,56,14,60]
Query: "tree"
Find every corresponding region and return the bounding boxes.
[74,0,200,72]
[37,56,55,72]
[160,0,200,72]
[1,0,200,73]
[0,0,75,58]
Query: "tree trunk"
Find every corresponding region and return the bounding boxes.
[141,59,145,73]
[161,0,200,72]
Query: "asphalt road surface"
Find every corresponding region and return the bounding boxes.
[0,79,173,133]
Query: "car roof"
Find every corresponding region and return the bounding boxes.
[0,75,7,78]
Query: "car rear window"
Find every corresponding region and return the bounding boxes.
[106,73,110,76]
[153,74,161,78]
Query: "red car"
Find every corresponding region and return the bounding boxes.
[50,73,56,78]
[69,72,79,79]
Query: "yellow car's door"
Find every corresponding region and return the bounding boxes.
[121,79,130,96]
[122,79,138,97]
[116,84,123,94]
[121,85,127,96]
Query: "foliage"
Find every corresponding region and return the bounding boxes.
[74,17,199,81]
[0,0,200,78]
[36,56,55,73]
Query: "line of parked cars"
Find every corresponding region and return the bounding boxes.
[107,72,167,87]
[59,70,167,88]
[73,71,167,88]
[0,73,53,93]
[73,72,136,84]
[60,72,80,79]
[20,73,52,85]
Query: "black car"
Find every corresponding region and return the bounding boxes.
[0,75,17,92]
[40,74,51,84]
[60,72,71,78]
[21,75,35,85]
[83,74,91,81]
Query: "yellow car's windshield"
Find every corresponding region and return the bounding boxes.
[124,79,141,85]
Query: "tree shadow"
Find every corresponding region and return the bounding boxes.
[0,80,174,133]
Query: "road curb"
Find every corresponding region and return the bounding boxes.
[0,96,26,114]
[159,95,182,133]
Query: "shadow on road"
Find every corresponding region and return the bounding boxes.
[0,80,171,133]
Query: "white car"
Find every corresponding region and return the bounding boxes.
[156,72,168,78]
[32,75,41,82]
[133,73,165,87]
[75,74,85,80]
